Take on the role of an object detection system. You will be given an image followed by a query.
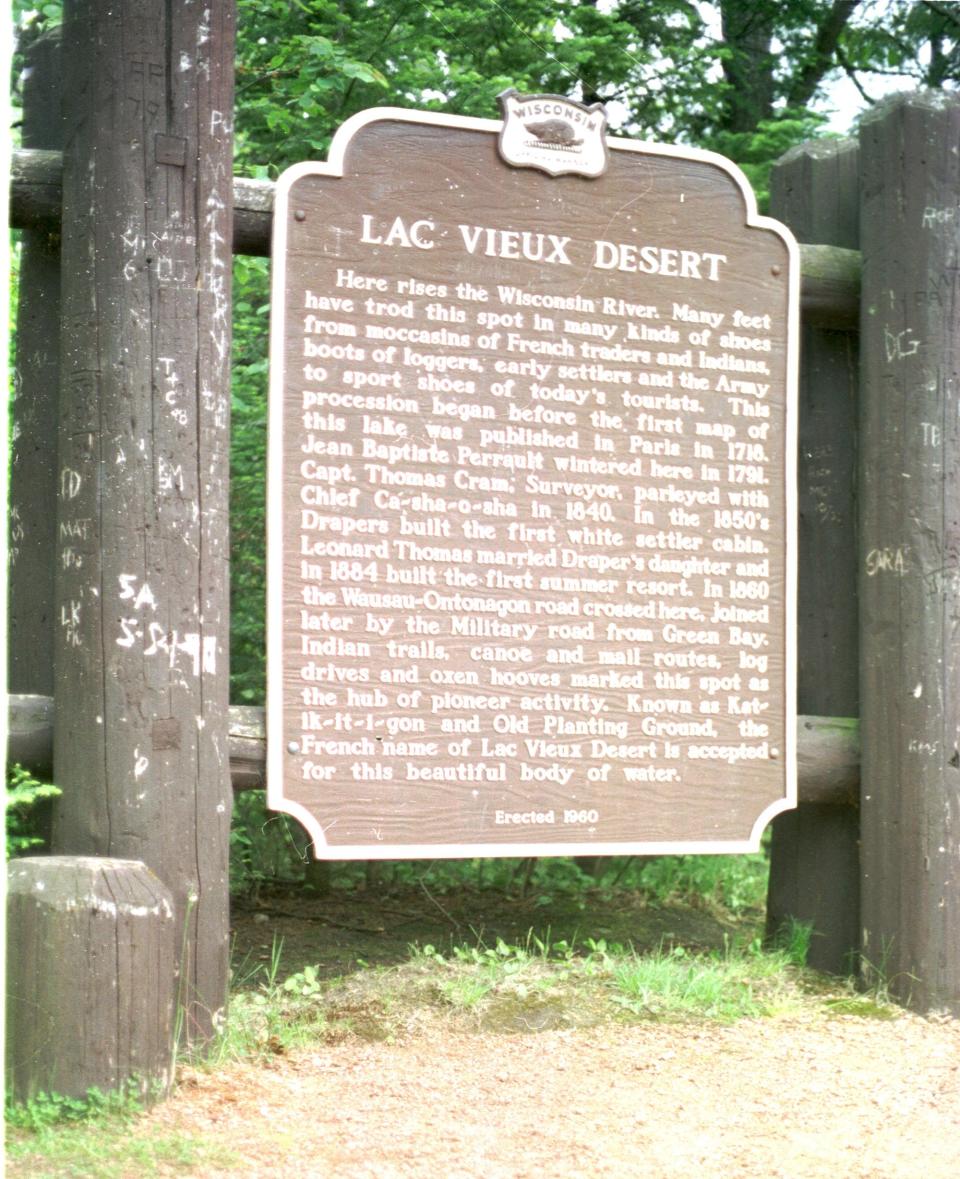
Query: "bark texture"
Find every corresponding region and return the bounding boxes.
[51,0,236,1041]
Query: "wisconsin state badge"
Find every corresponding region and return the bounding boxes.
[497,90,608,178]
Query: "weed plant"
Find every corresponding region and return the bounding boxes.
[5,762,60,857]
[611,940,805,1022]
[6,1085,144,1133]
[204,938,331,1064]
[4,1084,239,1178]
[230,791,311,895]
[408,926,817,1025]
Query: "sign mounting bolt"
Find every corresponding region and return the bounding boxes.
[287,740,300,754]
[294,209,307,222]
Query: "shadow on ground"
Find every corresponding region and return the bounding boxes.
[230,881,761,983]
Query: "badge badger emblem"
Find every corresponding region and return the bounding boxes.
[525,118,583,147]
[498,90,609,177]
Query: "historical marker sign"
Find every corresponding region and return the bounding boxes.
[268,101,798,858]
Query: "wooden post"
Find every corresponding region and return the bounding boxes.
[766,140,862,973]
[9,29,63,696]
[859,92,960,1014]
[51,0,235,1042]
[6,696,862,804]
[6,857,176,1103]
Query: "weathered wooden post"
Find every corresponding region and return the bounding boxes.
[859,91,960,1013]
[9,28,62,696]
[51,0,235,1042]
[7,858,176,1102]
[766,140,861,973]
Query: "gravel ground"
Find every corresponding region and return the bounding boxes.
[140,1008,960,1178]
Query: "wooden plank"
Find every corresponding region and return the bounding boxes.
[231,175,275,256]
[858,92,960,1014]
[11,148,273,256]
[6,694,56,776]
[9,31,63,697]
[51,0,235,1044]
[6,695,858,806]
[796,243,860,329]
[794,715,859,807]
[8,148,63,232]
[765,138,862,973]
[6,856,175,1103]
[9,148,860,325]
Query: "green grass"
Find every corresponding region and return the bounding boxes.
[202,937,331,1064]
[6,1123,241,1178]
[4,1087,240,1178]
[611,943,801,1021]
[409,930,818,1026]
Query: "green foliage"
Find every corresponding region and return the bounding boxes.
[224,805,770,916]
[230,791,310,895]
[611,942,791,1021]
[629,852,770,914]
[840,2,960,91]
[282,962,323,999]
[235,0,389,172]
[229,1,960,181]
[6,1084,142,1132]
[5,762,60,857]
[703,110,834,210]
[11,4,946,192]
[5,1082,239,1178]
[12,1,61,32]
[230,255,270,705]
[770,916,815,969]
[206,940,330,1063]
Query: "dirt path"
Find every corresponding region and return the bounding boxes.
[9,889,960,1176]
[165,889,959,1177]
[150,1012,959,1178]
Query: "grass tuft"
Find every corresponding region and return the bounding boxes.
[612,946,768,1021]
[4,1085,239,1178]
[203,937,330,1065]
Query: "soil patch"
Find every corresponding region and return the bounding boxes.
[229,882,754,980]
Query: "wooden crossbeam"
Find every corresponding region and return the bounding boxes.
[6,694,859,808]
[9,148,861,324]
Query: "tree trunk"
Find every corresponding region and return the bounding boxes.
[720,0,775,132]
[51,0,235,1043]
[858,91,960,1014]
[7,857,175,1103]
[9,29,63,697]
[766,139,861,974]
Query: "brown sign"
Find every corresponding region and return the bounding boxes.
[268,104,798,858]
